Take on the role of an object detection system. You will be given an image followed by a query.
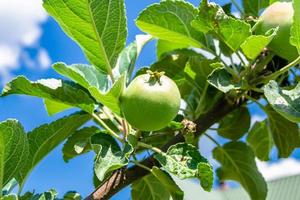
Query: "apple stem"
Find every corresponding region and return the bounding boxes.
[146,70,165,84]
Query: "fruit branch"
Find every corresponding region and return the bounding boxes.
[85,96,243,200]
[263,56,300,82]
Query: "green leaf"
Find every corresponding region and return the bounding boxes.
[264,80,300,123]
[218,17,251,51]
[62,127,100,162]
[242,0,269,17]
[197,161,214,191]
[93,171,101,189]
[88,75,126,116]
[208,68,241,93]
[218,107,251,140]
[132,166,184,200]
[264,105,299,158]
[219,40,234,56]
[43,0,127,74]
[152,49,218,93]
[191,0,251,51]
[151,167,184,200]
[91,133,132,181]
[290,0,300,54]
[156,40,188,59]
[53,63,109,91]
[150,49,201,94]
[185,60,222,116]
[213,141,267,200]
[222,3,232,15]
[154,143,213,191]
[247,121,273,161]
[53,63,126,115]
[63,191,82,200]
[17,112,91,186]
[19,192,34,200]
[136,0,206,48]
[241,28,278,60]
[0,120,28,190]
[1,194,17,200]
[38,189,58,200]
[269,0,278,4]
[44,99,73,116]
[2,179,18,196]
[114,34,153,81]
[2,76,95,114]
[28,189,58,200]
[131,173,170,200]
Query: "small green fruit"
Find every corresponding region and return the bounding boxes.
[258,2,298,61]
[120,71,181,131]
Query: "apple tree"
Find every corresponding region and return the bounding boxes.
[0,0,300,199]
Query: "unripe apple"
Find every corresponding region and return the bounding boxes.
[120,71,181,131]
[258,2,298,61]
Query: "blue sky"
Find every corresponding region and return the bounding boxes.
[1,0,300,199]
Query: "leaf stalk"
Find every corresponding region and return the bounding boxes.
[137,142,163,154]
[92,113,124,142]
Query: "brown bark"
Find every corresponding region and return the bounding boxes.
[85,97,242,200]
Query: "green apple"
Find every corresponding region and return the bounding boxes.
[120,71,181,131]
[258,2,298,61]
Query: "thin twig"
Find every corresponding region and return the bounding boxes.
[121,119,128,139]
[263,56,300,82]
[203,133,221,147]
[251,19,261,32]
[250,87,264,93]
[101,108,122,129]
[237,51,247,67]
[137,142,163,154]
[92,113,123,142]
[230,56,239,75]
[131,160,151,172]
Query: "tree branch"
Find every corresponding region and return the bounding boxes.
[85,97,243,200]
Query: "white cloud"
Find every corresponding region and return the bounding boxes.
[0,0,47,46]
[37,49,51,69]
[0,45,20,84]
[0,0,50,84]
[0,45,19,69]
[257,158,300,181]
